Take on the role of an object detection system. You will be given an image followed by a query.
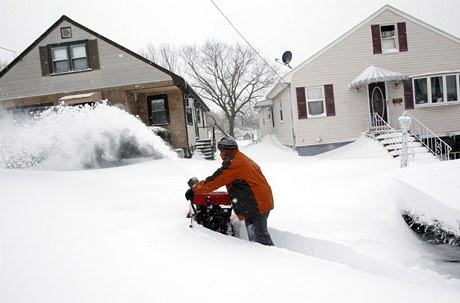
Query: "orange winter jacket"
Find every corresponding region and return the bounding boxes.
[192,149,274,220]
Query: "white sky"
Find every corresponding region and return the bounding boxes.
[1,0,460,69]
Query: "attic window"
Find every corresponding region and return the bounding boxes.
[50,43,89,73]
[380,25,397,52]
[60,27,72,39]
[371,22,408,54]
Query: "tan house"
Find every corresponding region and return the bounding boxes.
[0,15,211,157]
[258,5,460,158]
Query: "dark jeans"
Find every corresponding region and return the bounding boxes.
[245,212,274,246]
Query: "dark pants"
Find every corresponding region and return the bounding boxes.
[245,212,274,246]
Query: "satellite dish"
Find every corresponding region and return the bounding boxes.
[282,51,292,65]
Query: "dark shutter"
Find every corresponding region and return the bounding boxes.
[88,40,100,70]
[397,22,408,52]
[324,84,336,116]
[371,24,382,54]
[39,46,50,76]
[403,79,414,109]
[295,87,307,119]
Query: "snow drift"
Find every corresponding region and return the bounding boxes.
[1,105,460,302]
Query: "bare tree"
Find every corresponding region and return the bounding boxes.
[139,43,183,76]
[181,40,277,137]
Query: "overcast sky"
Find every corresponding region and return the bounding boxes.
[1,0,459,69]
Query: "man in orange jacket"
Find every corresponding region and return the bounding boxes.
[186,137,274,246]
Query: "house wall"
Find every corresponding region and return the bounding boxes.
[290,8,460,149]
[257,107,273,139]
[272,88,294,146]
[133,88,188,151]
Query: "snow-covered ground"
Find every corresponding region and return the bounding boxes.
[1,104,460,302]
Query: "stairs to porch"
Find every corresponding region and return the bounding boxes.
[367,112,451,163]
[194,139,215,160]
[367,130,438,163]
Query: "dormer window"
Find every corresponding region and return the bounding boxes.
[371,22,408,54]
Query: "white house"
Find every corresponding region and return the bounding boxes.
[258,5,460,157]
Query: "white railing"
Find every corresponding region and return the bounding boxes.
[405,112,451,161]
[369,113,401,154]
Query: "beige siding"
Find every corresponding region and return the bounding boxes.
[257,107,273,138]
[290,8,460,147]
[272,88,294,146]
[0,20,172,102]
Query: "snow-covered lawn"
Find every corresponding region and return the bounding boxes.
[1,105,459,302]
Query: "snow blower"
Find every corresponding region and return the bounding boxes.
[187,177,234,236]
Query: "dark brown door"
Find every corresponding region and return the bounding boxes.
[368,82,387,123]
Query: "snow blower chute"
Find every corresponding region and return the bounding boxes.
[187,177,234,236]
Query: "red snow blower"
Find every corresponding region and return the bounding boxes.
[187,177,234,235]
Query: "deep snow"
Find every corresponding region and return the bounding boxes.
[1,105,460,302]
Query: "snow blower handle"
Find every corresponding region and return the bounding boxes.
[188,177,199,188]
[187,177,199,228]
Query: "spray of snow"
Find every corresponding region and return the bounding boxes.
[0,102,176,170]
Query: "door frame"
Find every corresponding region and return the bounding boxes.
[368,82,388,124]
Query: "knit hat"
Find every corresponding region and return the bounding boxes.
[217,137,238,150]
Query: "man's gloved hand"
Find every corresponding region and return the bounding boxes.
[185,188,195,201]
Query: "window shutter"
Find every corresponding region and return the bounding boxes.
[88,40,100,70]
[295,87,307,119]
[403,79,414,109]
[397,22,408,52]
[39,46,50,76]
[371,24,382,54]
[324,84,336,116]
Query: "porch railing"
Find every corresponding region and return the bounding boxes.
[405,112,451,161]
[369,113,401,154]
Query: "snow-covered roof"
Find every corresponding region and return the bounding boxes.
[348,65,408,89]
[254,99,273,109]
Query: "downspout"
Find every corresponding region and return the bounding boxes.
[182,93,191,157]
[287,84,296,150]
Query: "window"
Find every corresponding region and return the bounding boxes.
[147,95,170,125]
[431,76,444,103]
[296,85,335,119]
[3,103,53,120]
[279,100,284,121]
[50,43,89,73]
[60,27,72,39]
[195,108,201,124]
[306,87,325,117]
[40,40,99,76]
[186,108,194,125]
[413,74,460,106]
[447,75,458,101]
[371,22,408,54]
[380,25,397,52]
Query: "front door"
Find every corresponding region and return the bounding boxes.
[368,82,387,123]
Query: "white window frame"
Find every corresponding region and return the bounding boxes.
[380,24,398,53]
[50,42,89,74]
[306,86,326,118]
[413,73,460,107]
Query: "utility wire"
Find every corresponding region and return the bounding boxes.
[209,0,289,85]
[0,46,17,54]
